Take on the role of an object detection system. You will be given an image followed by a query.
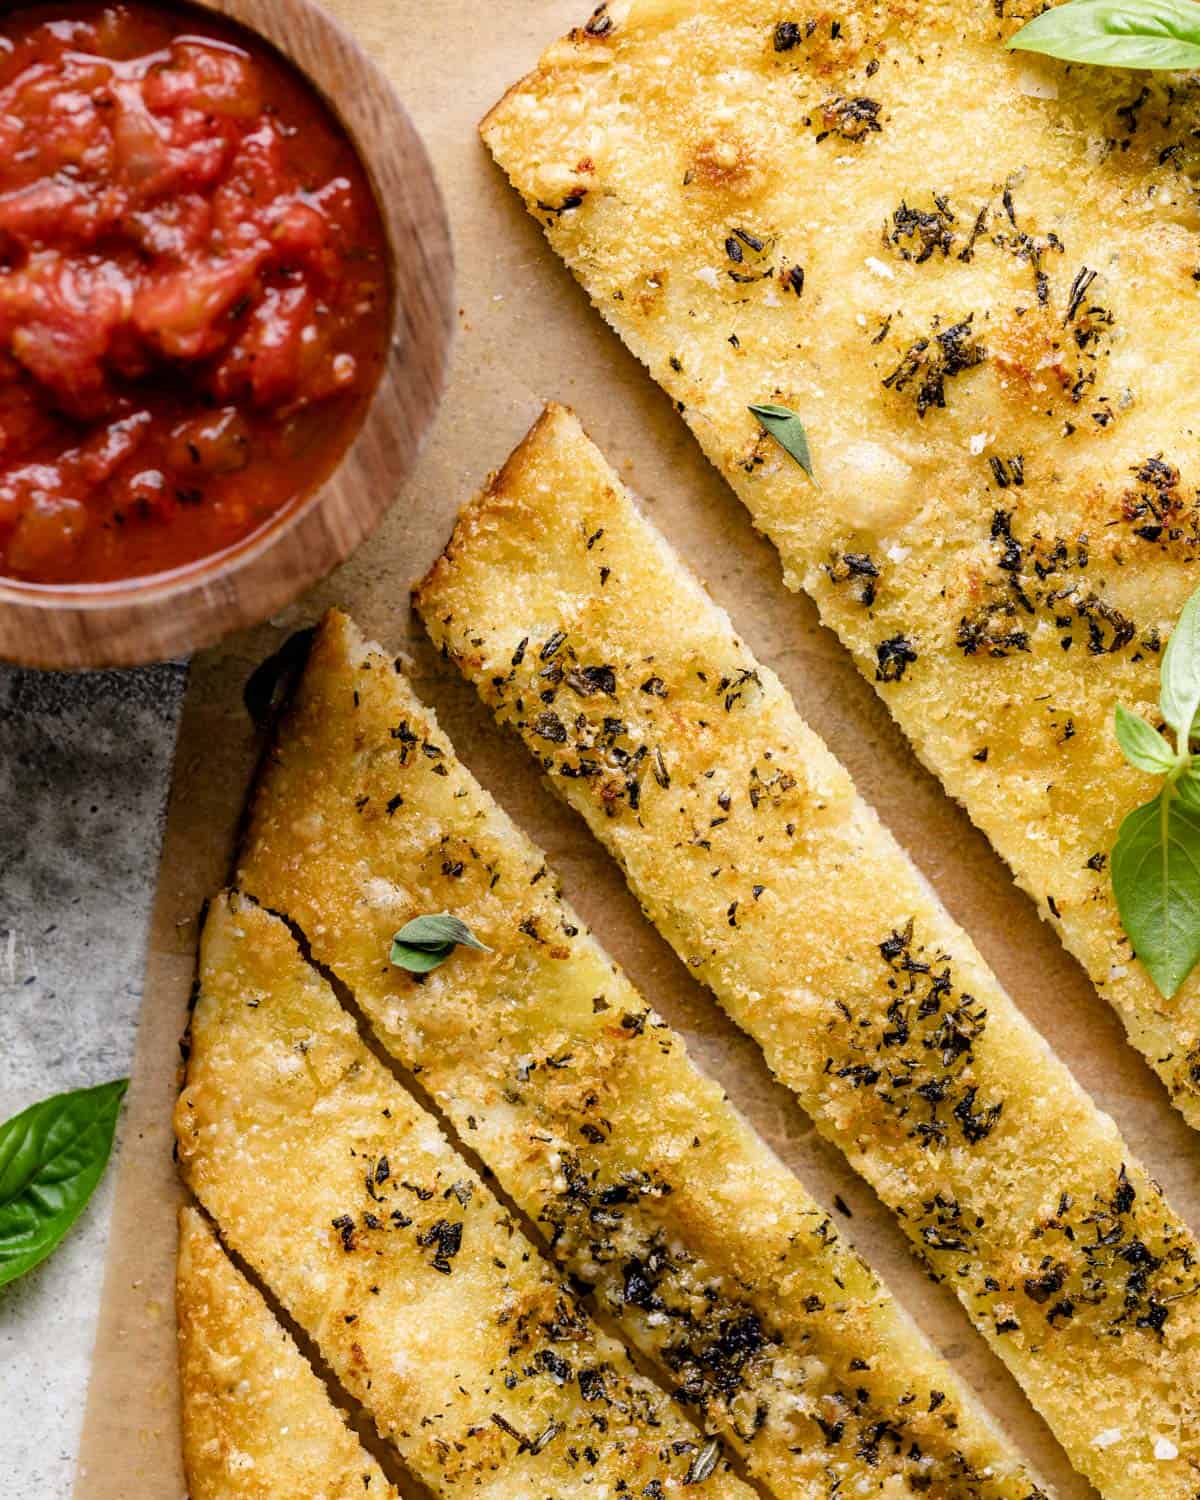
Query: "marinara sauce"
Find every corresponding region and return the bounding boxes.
[0,2,391,586]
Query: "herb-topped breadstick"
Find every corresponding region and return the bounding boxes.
[415,403,1200,1500]
[177,894,752,1500]
[177,1208,405,1500]
[238,608,1046,1500]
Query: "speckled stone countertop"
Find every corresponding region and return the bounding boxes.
[0,662,185,1500]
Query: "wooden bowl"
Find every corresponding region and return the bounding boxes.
[0,0,454,671]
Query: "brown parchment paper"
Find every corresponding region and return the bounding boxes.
[73,4,1200,1496]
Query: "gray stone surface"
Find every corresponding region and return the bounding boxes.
[0,662,184,1500]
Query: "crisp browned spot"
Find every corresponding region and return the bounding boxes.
[990,306,1072,398]
[599,775,628,813]
[690,134,761,195]
[944,561,989,614]
[634,269,670,314]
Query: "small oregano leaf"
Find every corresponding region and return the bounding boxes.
[1159,585,1200,741]
[748,403,816,482]
[1112,790,1200,998]
[395,914,490,950]
[389,942,457,973]
[390,913,491,974]
[1009,0,1200,70]
[1114,704,1177,774]
[0,1079,128,1289]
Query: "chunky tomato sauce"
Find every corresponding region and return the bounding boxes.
[0,2,391,586]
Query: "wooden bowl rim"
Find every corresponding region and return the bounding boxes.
[0,0,455,670]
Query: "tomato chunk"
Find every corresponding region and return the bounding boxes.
[132,247,265,360]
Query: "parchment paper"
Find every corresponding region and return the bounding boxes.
[72,4,1200,1496]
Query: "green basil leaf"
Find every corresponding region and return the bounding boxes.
[1112,788,1200,997]
[390,913,491,974]
[1176,764,1200,813]
[1009,0,1200,69]
[1114,704,1177,773]
[0,1079,128,1289]
[748,404,816,482]
[1160,584,1200,740]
